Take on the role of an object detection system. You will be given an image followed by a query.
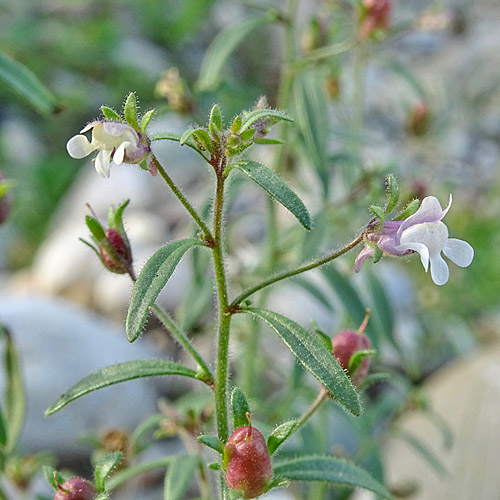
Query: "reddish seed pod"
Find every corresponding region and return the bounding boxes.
[331,329,371,386]
[100,228,131,273]
[54,477,97,500]
[224,425,273,499]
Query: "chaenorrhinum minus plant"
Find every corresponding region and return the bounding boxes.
[44,92,476,500]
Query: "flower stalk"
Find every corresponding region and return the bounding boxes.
[231,232,365,308]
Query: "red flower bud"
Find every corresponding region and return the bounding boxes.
[224,425,273,499]
[54,478,97,500]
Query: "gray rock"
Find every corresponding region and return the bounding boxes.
[0,293,161,456]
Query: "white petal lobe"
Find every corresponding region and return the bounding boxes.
[66,135,94,158]
[430,254,449,286]
[443,238,474,268]
[396,242,430,271]
[95,149,112,178]
[113,141,130,165]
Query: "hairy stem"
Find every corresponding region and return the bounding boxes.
[231,232,364,307]
[152,156,214,244]
[210,169,231,499]
[150,304,214,384]
[296,387,329,431]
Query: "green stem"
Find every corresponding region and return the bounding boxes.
[211,171,232,500]
[230,232,364,307]
[296,387,328,431]
[212,173,230,441]
[150,304,214,384]
[152,156,214,244]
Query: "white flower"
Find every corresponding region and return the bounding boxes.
[355,195,474,285]
[66,121,149,178]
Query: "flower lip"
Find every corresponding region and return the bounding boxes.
[67,120,150,178]
[355,194,474,285]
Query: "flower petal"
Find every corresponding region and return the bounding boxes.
[95,149,112,178]
[429,253,449,286]
[398,194,452,235]
[396,242,430,271]
[443,238,474,268]
[113,141,131,165]
[354,246,374,273]
[66,135,94,158]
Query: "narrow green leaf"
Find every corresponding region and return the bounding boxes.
[112,199,130,230]
[231,387,250,429]
[123,92,138,128]
[294,71,330,195]
[0,52,59,114]
[381,57,427,101]
[131,414,165,454]
[197,14,276,91]
[253,138,283,145]
[231,115,242,133]
[0,400,7,447]
[179,128,197,146]
[358,372,392,392]
[294,278,333,312]
[348,349,376,375]
[273,456,392,499]
[243,308,361,416]
[43,465,65,491]
[366,270,400,355]
[1,327,25,453]
[267,420,298,455]
[140,109,156,133]
[239,128,255,141]
[94,452,123,492]
[193,129,215,152]
[45,360,198,416]
[395,198,420,220]
[164,455,199,500]
[231,160,311,229]
[209,104,223,131]
[239,109,293,133]
[394,429,448,476]
[197,435,224,454]
[385,174,399,214]
[101,106,122,122]
[369,204,385,224]
[126,239,202,342]
[313,327,333,353]
[85,216,106,241]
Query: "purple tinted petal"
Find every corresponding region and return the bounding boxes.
[80,121,101,134]
[354,246,375,273]
[102,121,138,138]
[398,195,452,235]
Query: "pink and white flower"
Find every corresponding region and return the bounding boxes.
[355,195,474,285]
[66,121,150,178]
